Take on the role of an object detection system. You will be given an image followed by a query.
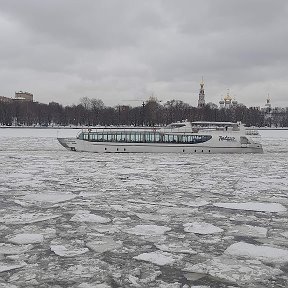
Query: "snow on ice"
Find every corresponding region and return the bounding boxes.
[225,241,288,263]
[0,213,61,225]
[227,224,267,238]
[51,244,89,257]
[125,224,171,235]
[155,242,197,255]
[70,211,111,223]
[183,222,224,234]
[8,233,44,245]
[20,192,77,204]
[134,251,183,266]
[213,202,287,212]
[183,256,282,284]
[0,128,288,287]
[86,237,123,253]
[0,262,27,273]
[0,243,33,255]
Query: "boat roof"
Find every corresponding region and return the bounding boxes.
[192,121,238,126]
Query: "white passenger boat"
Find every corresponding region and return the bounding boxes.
[57,121,263,154]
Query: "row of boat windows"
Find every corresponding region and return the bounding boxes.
[78,132,212,144]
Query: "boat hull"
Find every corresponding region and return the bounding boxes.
[57,138,263,154]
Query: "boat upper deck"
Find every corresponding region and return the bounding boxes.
[77,130,213,144]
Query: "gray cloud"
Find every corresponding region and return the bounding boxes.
[0,0,287,107]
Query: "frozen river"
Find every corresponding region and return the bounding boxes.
[0,128,288,288]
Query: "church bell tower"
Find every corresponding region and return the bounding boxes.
[197,78,205,108]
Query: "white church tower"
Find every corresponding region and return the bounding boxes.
[197,78,206,108]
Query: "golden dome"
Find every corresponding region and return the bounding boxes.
[224,95,232,101]
[224,90,232,101]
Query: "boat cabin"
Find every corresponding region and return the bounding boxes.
[77,130,212,144]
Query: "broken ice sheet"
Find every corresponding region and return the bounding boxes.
[0,213,60,225]
[0,261,27,273]
[19,192,77,204]
[155,242,197,255]
[0,283,19,288]
[70,211,111,223]
[0,243,33,255]
[280,231,288,238]
[227,224,267,238]
[7,233,44,245]
[77,283,111,288]
[125,224,171,236]
[184,222,224,234]
[51,244,89,257]
[134,251,183,266]
[89,224,120,234]
[183,256,282,284]
[86,237,123,253]
[213,202,287,212]
[224,241,288,263]
[158,207,197,215]
[182,199,209,207]
[135,212,170,222]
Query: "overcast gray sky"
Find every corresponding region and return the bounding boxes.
[0,0,287,107]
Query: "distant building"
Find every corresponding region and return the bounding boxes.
[219,90,238,108]
[0,96,13,103]
[15,91,33,102]
[264,94,272,113]
[197,79,205,108]
[261,95,273,126]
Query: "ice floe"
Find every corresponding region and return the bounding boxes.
[155,242,197,255]
[0,213,60,225]
[184,222,224,234]
[158,207,197,215]
[70,211,111,223]
[1,129,288,287]
[127,199,176,207]
[0,243,33,255]
[8,233,44,245]
[135,212,170,222]
[125,224,171,236]
[183,256,282,284]
[0,283,19,288]
[51,244,89,257]
[134,251,183,266]
[86,237,122,253]
[280,231,288,238]
[20,192,76,203]
[182,199,209,207]
[228,224,267,238]
[224,241,288,263]
[0,261,27,273]
[213,202,287,212]
[90,224,120,234]
[78,283,111,288]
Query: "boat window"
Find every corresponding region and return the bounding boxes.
[135,132,141,142]
[107,133,113,141]
[80,131,212,144]
[78,132,84,140]
[83,133,89,140]
[145,133,151,142]
[115,133,121,141]
[154,133,161,142]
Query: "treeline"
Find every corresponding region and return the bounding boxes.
[0,97,288,127]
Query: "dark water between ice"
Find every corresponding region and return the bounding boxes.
[0,128,288,287]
